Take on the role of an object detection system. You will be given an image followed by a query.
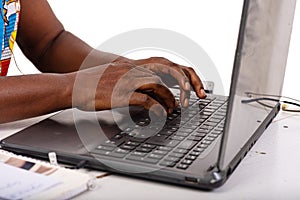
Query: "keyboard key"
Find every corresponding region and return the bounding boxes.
[178,128,194,133]
[146,135,168,145]
[157,146,172,151]
[202,108,215,113]
[214,112,226,117]
[126,136,147,143]
[124,127,134,132]
[203,121,218,127]
[135,147,153,153]
[102,140,123,147]
[193,147,205,152]
[185,155,197,160]
[170,135,185,141]
[137,120,148,126]
[96,145,115,151]
[198,143,209,148]
[131,151,147,157]
[141,144,156,149]
[187,136,203,142]
[168,153,185,159]
[212,130,223,135]
[160,130,176,136]
[173,148,189,154]
[120,144,136,151]
[189,151,201,157]
[207,118,221,123]
[200,111,213,116]
[124,141,140,146]
[148,153,164,160]
[209,133,219,138]
[202,140,212,145]
[177,164,189,170]
[205,136,215,141]
[111,134,123,140]
[166,126,180,132]
[114,148,130,154]
[199,114,210,120]
[200,125,214,130]
[211,115,224,120]
[192,132,207,137]
[181,159,193,165]
[186,125,199,130]
[177,140,198,150]
[159,161,176,167]
[165,140,180,147]
[196,128,210,134]
[174,132,190,137]
[215,127,224,132]
[206,105,219,110]
[186,120,201,126]
[152,150,169,155]
[164,156,181,163]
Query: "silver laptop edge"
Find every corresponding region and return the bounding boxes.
[219,0,296,171]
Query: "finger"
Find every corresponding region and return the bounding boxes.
[141,63,191,107]
[180,89,190,108]
[136,76,177,114]
[142,63,190,91]
[130,92,167,116]
[182,67,206,98]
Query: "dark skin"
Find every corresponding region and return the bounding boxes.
[0,0,206,124]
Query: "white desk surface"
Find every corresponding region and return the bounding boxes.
[1,111,300,200]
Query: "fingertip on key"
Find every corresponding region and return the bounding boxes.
[185,82,191,91]
[183,98,189,107]
[200,89,207,98]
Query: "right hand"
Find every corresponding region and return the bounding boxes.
[69,62,178,116]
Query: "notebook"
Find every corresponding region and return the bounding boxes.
[0,0,296,190]
[0,150,95,200]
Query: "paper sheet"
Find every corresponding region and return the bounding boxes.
[0,162,60,200]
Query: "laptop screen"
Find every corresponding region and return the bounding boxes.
[219,0,296,170]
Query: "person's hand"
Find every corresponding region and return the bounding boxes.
[117,57,206,107]
[69,62,178,116]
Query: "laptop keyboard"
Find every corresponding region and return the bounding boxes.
[91,94,227,170]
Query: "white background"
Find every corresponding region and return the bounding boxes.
[9,0,300,99]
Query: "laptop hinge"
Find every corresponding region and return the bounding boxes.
[205,164,225,186]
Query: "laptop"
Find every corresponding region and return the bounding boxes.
[0,0,296,189]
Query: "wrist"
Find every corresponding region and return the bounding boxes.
[113,56,134,64]
[59,73,75,110]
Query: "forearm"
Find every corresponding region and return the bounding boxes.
[0,74,72,123]
[35,31,130,73]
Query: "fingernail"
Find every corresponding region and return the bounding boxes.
[168,108,173,114]
[200,89,206,98]
[185,82,190,90]
[184,98,189,107]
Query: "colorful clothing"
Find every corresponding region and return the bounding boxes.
[0,0,20,76]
